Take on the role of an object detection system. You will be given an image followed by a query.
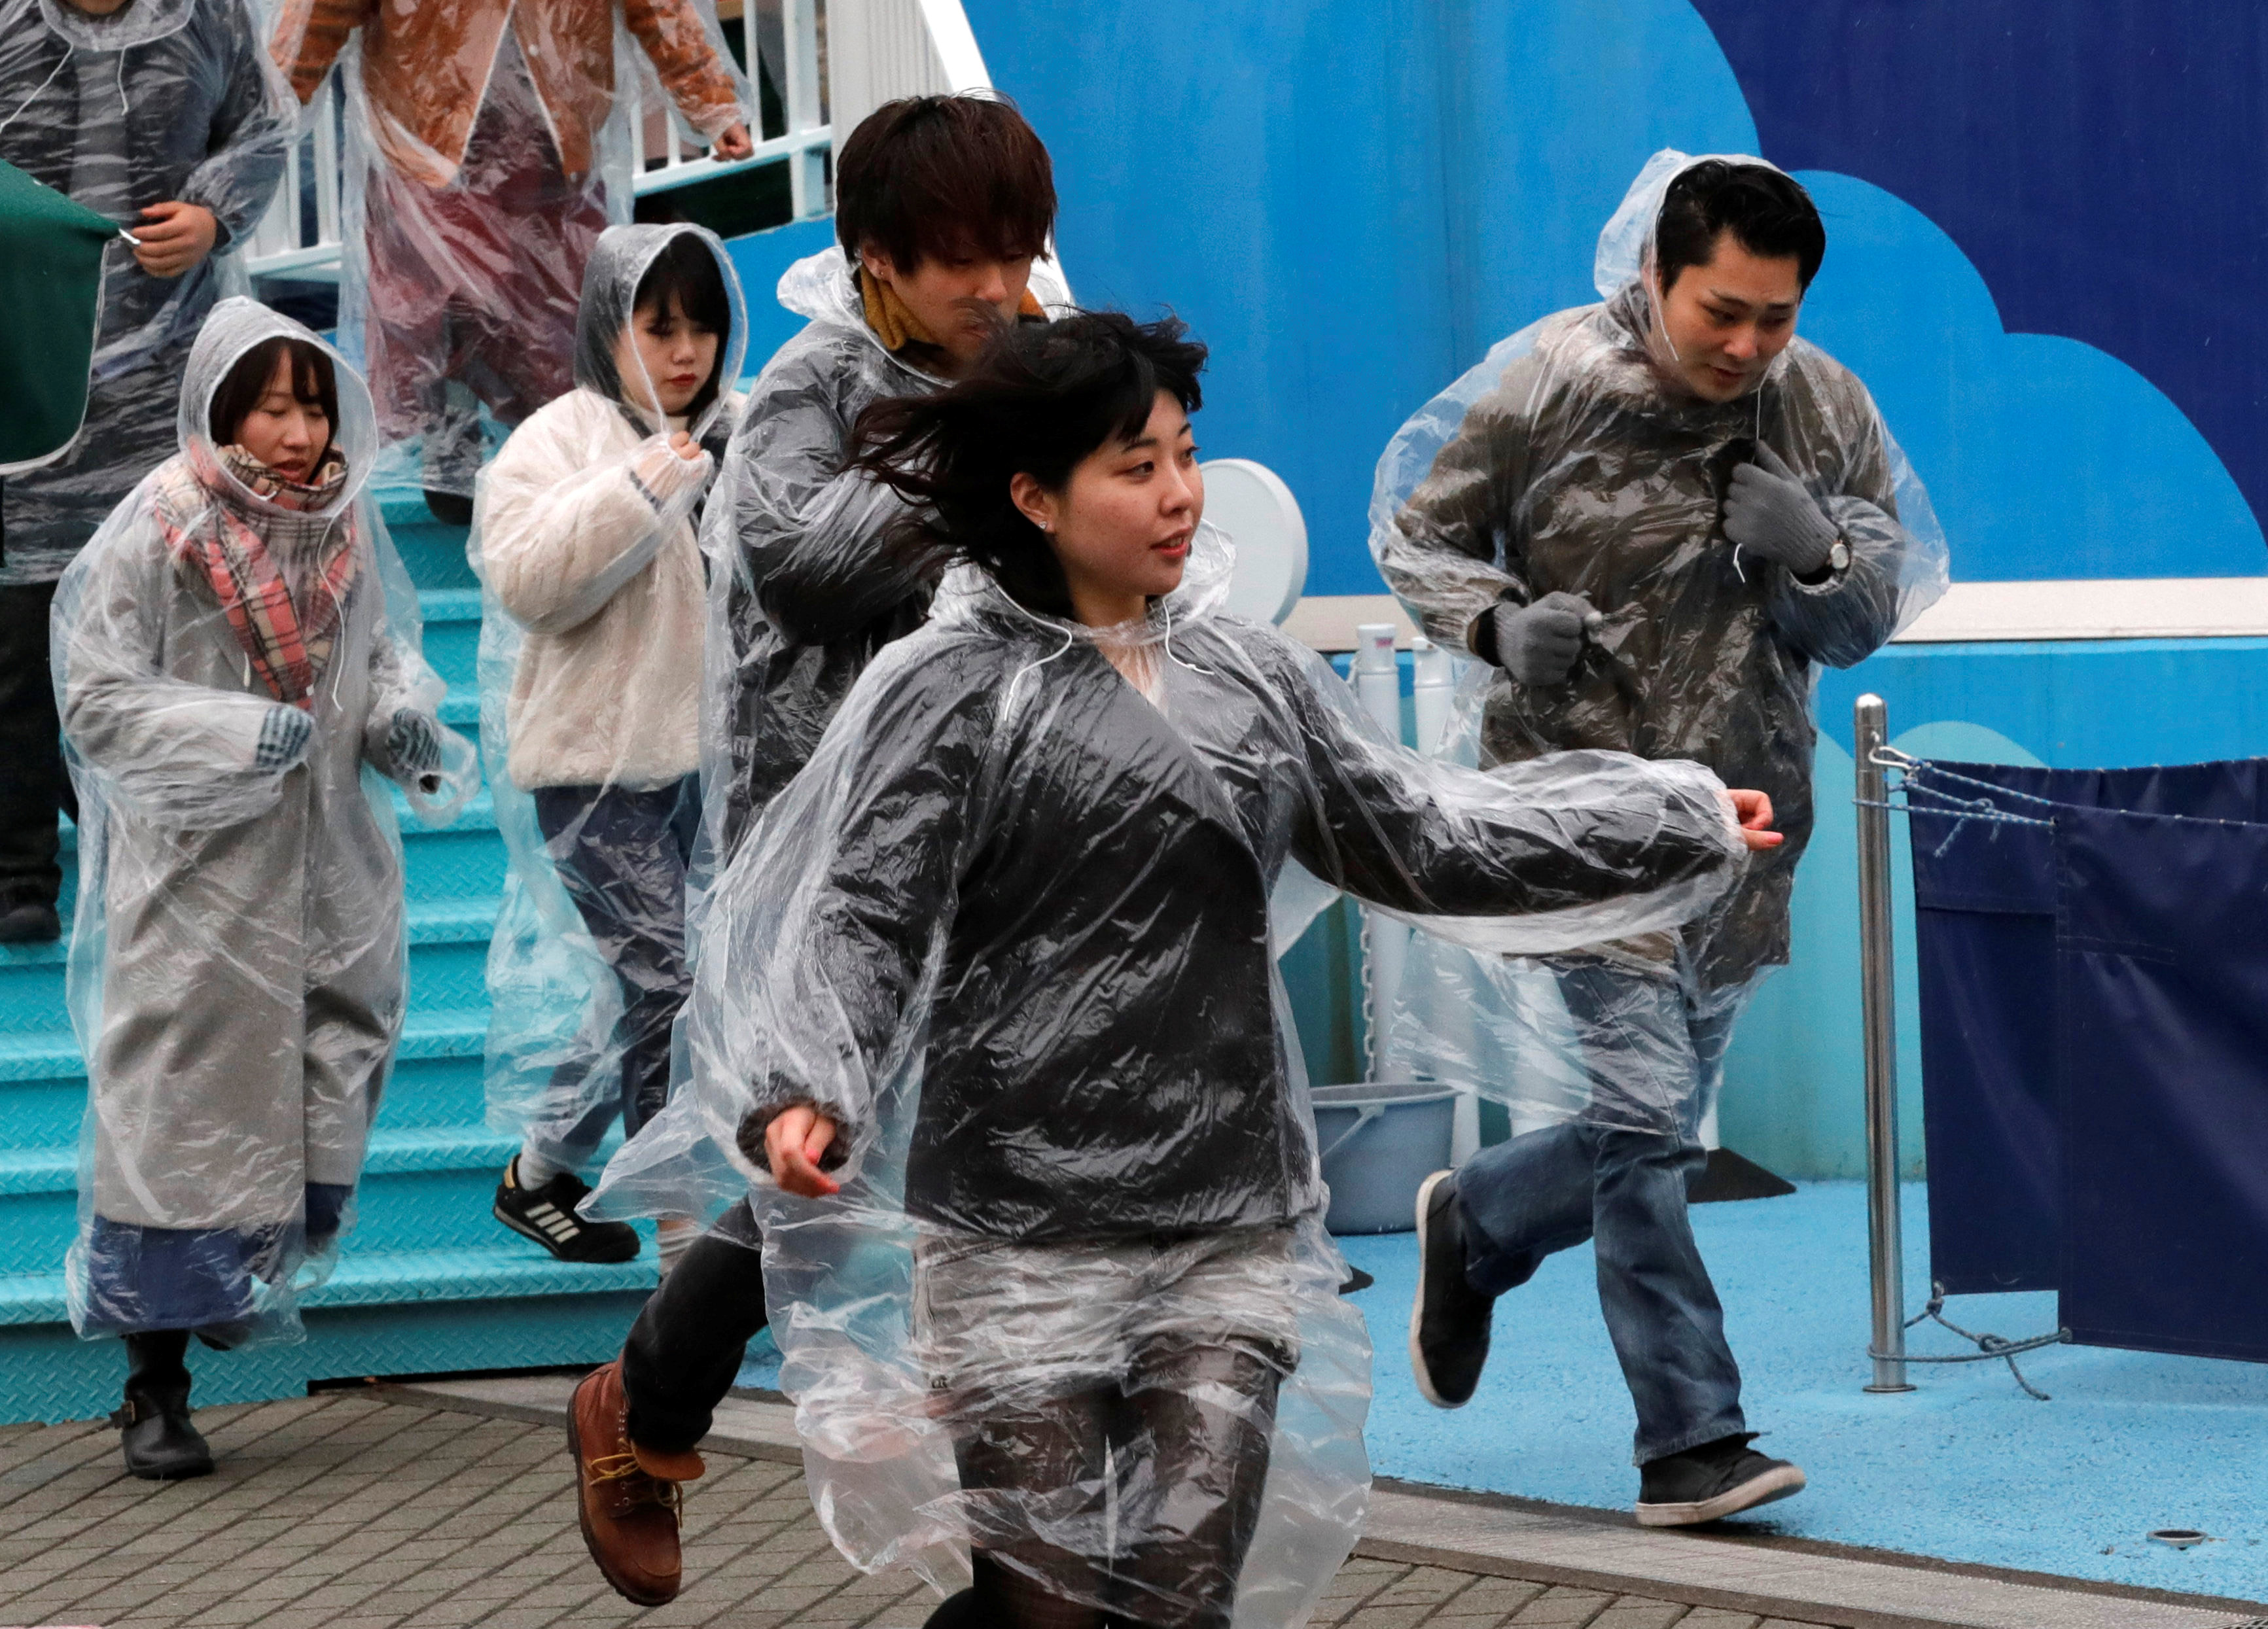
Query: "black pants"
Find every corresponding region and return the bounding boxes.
[529,779,698,1156]
[0,580,77,912]
[620,1196,770,1452]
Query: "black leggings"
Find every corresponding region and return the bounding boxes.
[0,580,77,912]
[620,1197,770,1451]
[937,1342,1283,1629]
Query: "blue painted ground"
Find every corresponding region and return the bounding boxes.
[743,1181,2268,1600]
[1343,1182,2268,1602]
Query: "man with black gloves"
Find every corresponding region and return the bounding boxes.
[563,93,1062,1609]
[1372,151,1947,1527]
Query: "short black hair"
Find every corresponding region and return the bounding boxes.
[834,94,1057,273]
[1654,161,1826,295]
[629,233,732,422]
[848,311,1207,618]
[208,336,337,461]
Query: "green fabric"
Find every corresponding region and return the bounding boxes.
[0,156,117,472]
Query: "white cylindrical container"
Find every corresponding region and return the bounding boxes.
[1411,635,1454,758]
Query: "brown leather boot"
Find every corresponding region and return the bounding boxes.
[569,1361,702,1604]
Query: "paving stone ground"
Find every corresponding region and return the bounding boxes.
[0,1393,1831,1629]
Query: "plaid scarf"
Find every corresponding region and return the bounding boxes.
[152,444,359,710]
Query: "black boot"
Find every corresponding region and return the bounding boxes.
[113,1331,213,1480]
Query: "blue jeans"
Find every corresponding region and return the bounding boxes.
[1453,959,1746,1465]
[528,777,700,1168]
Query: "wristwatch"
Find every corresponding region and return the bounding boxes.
[1826,538,1851,573]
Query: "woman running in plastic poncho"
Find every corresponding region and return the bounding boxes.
[469,223,746,1270]
[52,298,477,1481]
[596,312,1781,1629]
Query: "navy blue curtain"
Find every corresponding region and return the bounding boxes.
[1908,760,2268,1305]
[2056,801,2268,1361]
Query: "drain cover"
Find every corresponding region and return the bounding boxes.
[2149,1529,2210,1549]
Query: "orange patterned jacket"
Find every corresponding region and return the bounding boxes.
[272,0,742,186]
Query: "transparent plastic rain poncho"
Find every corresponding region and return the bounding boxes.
[0,0,291,582]
[268,0,751,497]
[594,520,1748,1622]
[698,244,1074,866]
[1370,150,1950,1138]
[51,298,478,1344]
[469,223,747,1177]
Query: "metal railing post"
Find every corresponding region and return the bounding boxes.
[1855,693,1913,1393]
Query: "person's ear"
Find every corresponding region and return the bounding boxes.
[860,246,900,289]
[1008,472,1057,536]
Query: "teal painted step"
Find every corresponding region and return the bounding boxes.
[0,1259,653,1424]
[419,586,482,690]
[386,494,478,591]
[0,1121,583,1272]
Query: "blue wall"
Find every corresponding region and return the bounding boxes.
[959,0,2263,591]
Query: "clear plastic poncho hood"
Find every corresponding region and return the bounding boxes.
[470,223,747,1185]
[594,507,1750,1620]
[1369,150,1950,1137]
[52,297,476,1344]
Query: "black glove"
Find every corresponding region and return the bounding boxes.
[1724,443,1839,577]
[1485,591,1597,686]
[254,705,313,771]
[386,709,442,775]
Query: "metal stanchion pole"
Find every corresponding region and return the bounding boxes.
[1855,693,1914,1394]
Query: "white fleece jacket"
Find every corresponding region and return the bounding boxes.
[476,387,722,792]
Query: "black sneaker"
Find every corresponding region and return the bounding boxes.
[0,901,61,943]
[422,487,474,527]
[495,1158,641,1264]
[1408,1169,1493,1408]
[1635,1433,1807,1527]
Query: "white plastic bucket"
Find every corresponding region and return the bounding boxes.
[1309,1081,1458,1235]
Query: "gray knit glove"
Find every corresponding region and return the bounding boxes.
[386,710,442,776]
[1485,592,1597,686]
[1724,444,1839,577]
[255,705,313,771]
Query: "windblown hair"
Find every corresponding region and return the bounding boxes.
[207,337,338,458]
[1655,160,1826,294]
[835,94,1057,273]
[848,311,1207,618]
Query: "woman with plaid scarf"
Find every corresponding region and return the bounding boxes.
[49,298,477,1482]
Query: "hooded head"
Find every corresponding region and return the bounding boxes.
[573,224,749,442]
[1595,150,1825,404]
[178,298,375,527]
[34,0,196,53]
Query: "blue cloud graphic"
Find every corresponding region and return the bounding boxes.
[1792,173,2265,580]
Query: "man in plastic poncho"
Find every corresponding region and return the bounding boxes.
[558,95,1065,1609]
[1378,154,1947,1526]
[0,0,290,944]
[269,0,752,521]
